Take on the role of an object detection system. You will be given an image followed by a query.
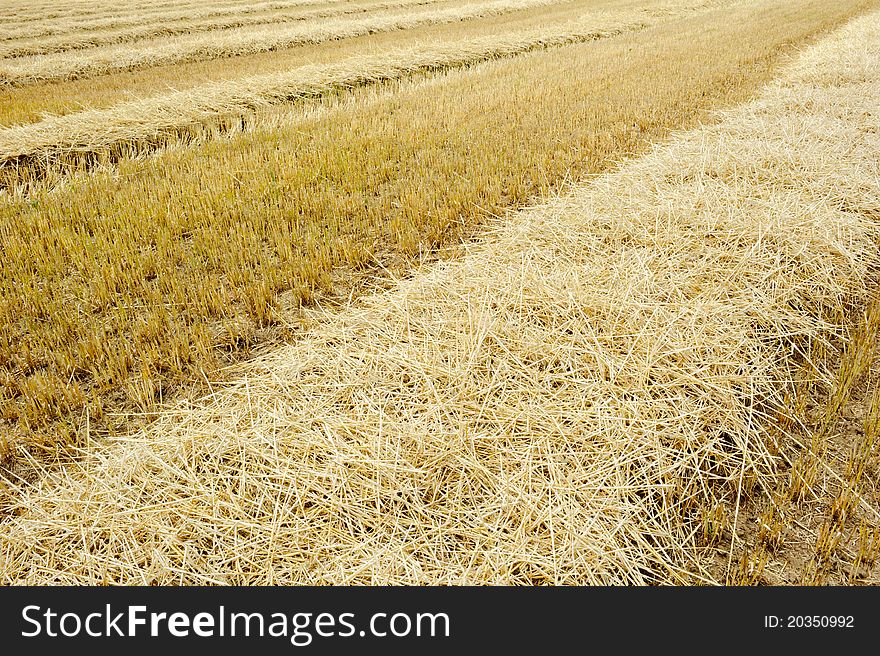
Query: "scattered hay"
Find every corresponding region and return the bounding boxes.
[0,0,339,39]
[1,10,879,585]
[0,0,567,86]
[0,0,442,58]
[0,13,653,189]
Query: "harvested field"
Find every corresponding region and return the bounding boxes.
[2,7,879,584]
[0,0,446,59]
[1,0,330,28]
[0,12,658,187]
[0,0,565,85]
[1,0,869,465]
[716,299,880,585]
[2,0,880,588]
[0,0,659,126]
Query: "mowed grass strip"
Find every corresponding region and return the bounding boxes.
[0,0,645,126]
[0,0,564,86]
[0,11,658,190]
[0,0,874,460]
[0,0,360,42]
[0,0,331,31]
[2,7,879,584]
[0,0,447,59]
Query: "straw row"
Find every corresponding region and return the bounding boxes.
[0,13,654,190]
[0,0,852,463]
[0,0,333,34]
[0,0,568,86]
[2,9,878,584]
[0,0,444,59]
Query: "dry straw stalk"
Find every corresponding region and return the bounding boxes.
[0,0,628,126]
[0,0,564,86]
[0,0,331,32]
[0,10,654,186]
[0,0,861,459]
[2,8,879,584]
[0,0,444,59]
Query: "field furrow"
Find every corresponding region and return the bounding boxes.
[2,7,878,584]
[0,0,568,86]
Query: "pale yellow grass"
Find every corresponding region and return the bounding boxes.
[0,0,445,59]
[0,0,328,29]
[2,10,878,585]
[0,0,349,41]
[0,0,566,86]
[0,0,862,464]
[0,0,652,126]
[0,11,656,186]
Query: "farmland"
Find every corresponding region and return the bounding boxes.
[1,0,880,584]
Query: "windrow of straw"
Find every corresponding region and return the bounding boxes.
[0,0,352,41]
[2,10,878,585]
[0,0,669,127]
[0,0,869,493]
[0,0,332,25]
[0,0,446,59]
[0,12,656,191]
[0,0,572,86]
